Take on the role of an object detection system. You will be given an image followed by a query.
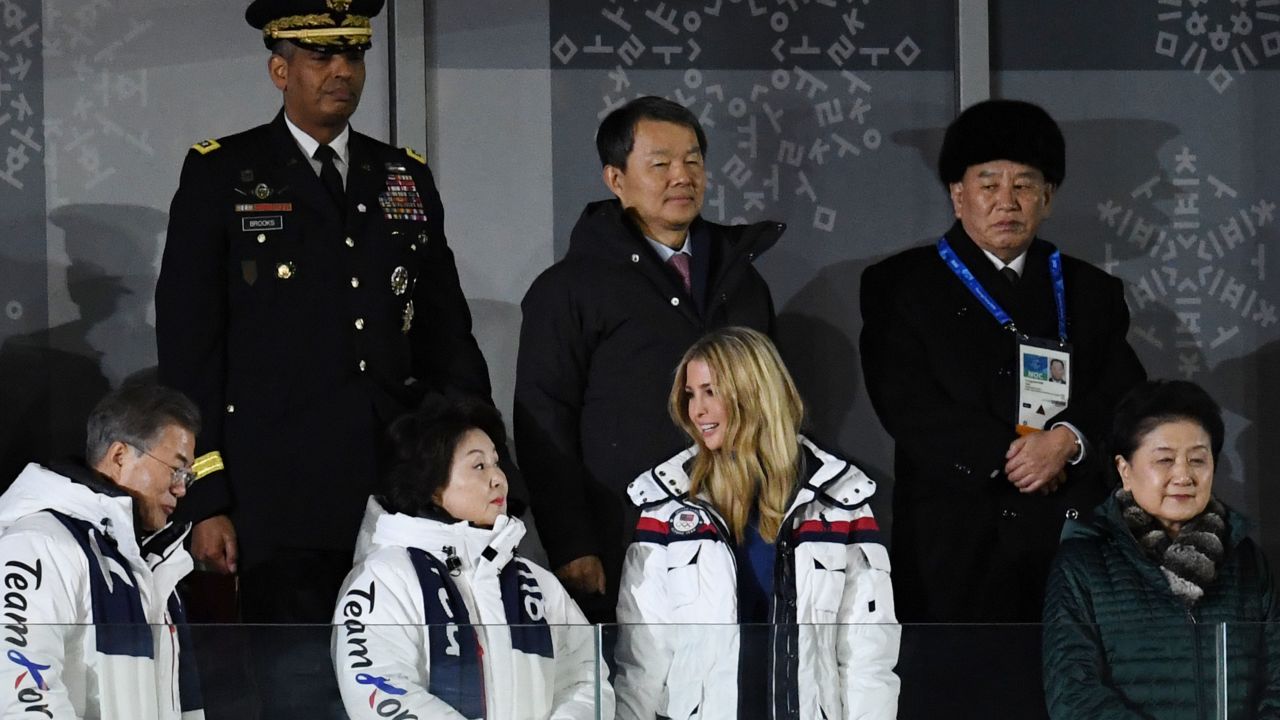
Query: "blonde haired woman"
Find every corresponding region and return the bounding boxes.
[615,327,900,720]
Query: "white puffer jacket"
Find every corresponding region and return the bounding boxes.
[332,498,615,720]
[0,463,203,720]
[615,437,900,720]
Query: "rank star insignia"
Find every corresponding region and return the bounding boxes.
[401,300,415,334]
[390,266,410,296]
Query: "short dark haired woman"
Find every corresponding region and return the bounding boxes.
[331,397,614,719]
[1043,379,1280,719]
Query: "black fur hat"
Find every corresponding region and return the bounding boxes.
[937,99,1065,187]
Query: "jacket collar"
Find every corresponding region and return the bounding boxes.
[1068,492,1252,551]
[567,198,783,265]
[626,435,877,513]
[0,462,140,553]
[268,110,344,222]
[367,499,526,572]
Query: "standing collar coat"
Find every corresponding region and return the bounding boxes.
[514,199,783,612]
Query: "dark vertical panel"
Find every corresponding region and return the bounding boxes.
[0,0,49,484]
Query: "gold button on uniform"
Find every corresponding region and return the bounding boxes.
[256,234,266,243]
[276,263,293,280]
[354,318,365,330]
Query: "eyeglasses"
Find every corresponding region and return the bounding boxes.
[136,447,198,490]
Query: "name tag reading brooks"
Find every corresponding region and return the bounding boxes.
[242,215,283,232]
[936,237,1072,434]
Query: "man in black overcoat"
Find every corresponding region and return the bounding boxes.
[515,97,784,621]
[860,100,1146,718]
[155,0,493,627]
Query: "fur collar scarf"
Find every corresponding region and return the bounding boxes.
[1115,488,1228,607]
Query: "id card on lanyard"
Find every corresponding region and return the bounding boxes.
[937,237,1072,434]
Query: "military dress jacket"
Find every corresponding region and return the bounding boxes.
[859,221,1146,622]
[156,111,492,565]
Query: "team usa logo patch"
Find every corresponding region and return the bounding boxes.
[670,508,700,535]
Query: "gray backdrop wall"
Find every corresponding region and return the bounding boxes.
[2,0,1277,566]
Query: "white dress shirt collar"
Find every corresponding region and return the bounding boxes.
[283,113,351,174]
[645,232,691,263]
[982,248,1027,278]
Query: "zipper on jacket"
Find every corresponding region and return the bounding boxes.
[1188,608,1207,720]
[768,493,809,719]
[168,618,178,710]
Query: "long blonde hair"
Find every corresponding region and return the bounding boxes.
[668,327,804,543]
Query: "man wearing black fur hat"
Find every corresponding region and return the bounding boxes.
[860,100,1146,717]
[156,0,493,632]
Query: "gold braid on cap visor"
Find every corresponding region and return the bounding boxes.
[263,13,372,45]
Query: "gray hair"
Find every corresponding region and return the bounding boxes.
[85,382,201,464]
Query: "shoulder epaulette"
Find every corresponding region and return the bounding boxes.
[403,147,426,165]
[191,138,221,155]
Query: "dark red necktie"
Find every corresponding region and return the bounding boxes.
[668,252,692,295]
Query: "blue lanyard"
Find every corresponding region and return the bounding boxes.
[936,237,1068,344]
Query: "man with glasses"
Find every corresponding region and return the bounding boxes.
[0,381,204,719]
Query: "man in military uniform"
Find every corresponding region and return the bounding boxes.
[156,0,493,631]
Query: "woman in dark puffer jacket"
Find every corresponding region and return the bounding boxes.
[1043,379,1280,719]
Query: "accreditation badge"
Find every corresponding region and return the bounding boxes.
[1017,337,1071,434]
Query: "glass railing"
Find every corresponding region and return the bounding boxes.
[7,622,1275,718]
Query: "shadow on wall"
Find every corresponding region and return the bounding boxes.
[1207,341,1280,568]
[0,204,168,488]
[48,204,169,385]
[0,254,109,487]
[775,251,897,536]
[467,297,550,566]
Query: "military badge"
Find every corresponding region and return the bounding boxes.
[390,266,410,296]
[192,138,221,155]
[254,183,272,200]
[276,261,296,280]
[378,174,427,222]
[401,300,414,334]
[328,0,352,10]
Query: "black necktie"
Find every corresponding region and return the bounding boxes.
[1001,266,1019,286]
[313,144,345,212]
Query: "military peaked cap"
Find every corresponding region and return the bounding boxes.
[246,0,386,51]
[938,99,1066,188]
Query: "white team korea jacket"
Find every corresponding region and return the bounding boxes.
[0,463,203,720]
[332,498,615,720]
